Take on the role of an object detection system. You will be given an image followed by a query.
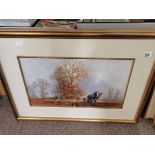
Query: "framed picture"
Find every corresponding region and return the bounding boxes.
[0,29,155,123]
[18,57,134,109]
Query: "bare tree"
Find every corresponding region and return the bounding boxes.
[32,79,49,98]
[63,59,89,84]
[27,85,38,98]
[51,59,89,99]
[114,89,121,102]
[108,87,114,101]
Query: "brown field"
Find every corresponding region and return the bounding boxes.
[30,98,123,108]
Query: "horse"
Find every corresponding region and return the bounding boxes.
[86,91,103,105]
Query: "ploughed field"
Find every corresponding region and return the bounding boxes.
[30,98,123,108]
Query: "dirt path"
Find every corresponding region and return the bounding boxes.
[30,99,123,108]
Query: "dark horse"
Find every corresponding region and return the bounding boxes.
[85,91,103,105]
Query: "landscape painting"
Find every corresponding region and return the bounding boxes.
[18,57,134,109]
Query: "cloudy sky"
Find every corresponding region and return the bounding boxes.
[19,58,133,101]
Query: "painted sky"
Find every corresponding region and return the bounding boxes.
[19,58,133,101]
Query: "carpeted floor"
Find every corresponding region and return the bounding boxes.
[0,96,155,135]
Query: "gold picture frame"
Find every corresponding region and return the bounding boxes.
[0,28,155,123]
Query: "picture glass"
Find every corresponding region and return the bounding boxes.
[18,57,134,109]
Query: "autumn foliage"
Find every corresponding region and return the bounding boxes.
[51,59,89,99]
